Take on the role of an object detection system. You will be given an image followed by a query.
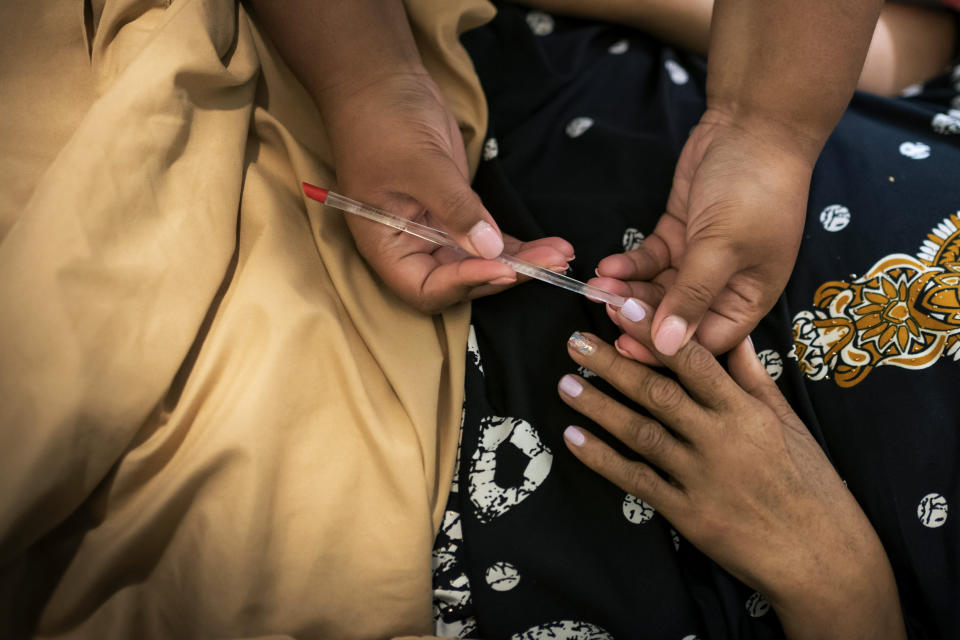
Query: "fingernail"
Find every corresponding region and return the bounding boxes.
[564,426,586,446]
[621,298,646,322]
[568,331,596,355]
[488,276,516,286]
[559,374,583,397]
[654,316,687,356]
[548,264,569,273]
[468,221,504,259]
[746,335,756,353]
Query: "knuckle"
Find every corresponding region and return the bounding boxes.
[676,342,716,373]
[622,462,660,495]
[435,188,479,228]
[626,417,667,455]
[673,279,715,308]
[644,376,686,412]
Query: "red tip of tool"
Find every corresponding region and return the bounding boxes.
[302,182,329,203]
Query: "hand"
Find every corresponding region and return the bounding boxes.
[557,298,906,639]
[322,71,574,312]
[591,109,811,357]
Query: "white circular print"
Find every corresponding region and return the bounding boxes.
[511,620,613,640]
[468,416,553,523]
[819,204,851,232]
[622,493,656,524]
[608,39,629,55]
[680,636,701,640]
[899,141,930,160]
[526,11,555,36]
[757,349,784,381]
[482,138,499,161]
[622,227,645,251]
[664,59,689,85]
[745,592,771,618]
[485,561,521,592]
[917,493,948,528]
[566,117,595,138]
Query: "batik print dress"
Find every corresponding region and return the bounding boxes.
[432,5,959,638]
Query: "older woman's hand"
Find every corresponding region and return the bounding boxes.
[322,70,574,313]
[590,110,810,360]
[557,298,906,640]
[249,0,574,313]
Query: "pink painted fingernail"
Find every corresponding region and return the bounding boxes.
[654,315,687,356]
[564,426,586,446]
[559,374,583,397]
[621,298,646,322]
[468,221,503,259]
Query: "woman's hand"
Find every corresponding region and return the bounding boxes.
[249,0,574,313]
[590,110,810,359]
[321,70,574,313]
[557,298,906,639]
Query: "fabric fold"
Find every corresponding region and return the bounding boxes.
[0,0,494,637]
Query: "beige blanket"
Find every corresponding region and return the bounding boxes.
[0,0,494,637]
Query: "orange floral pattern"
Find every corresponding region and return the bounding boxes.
[791,213,960,387]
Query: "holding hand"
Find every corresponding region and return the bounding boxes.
[322,71,574,312]
[591,110,810,357]
[557,298,906,639]
[250,0,573,313]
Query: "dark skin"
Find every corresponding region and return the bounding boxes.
[558,298,907,639]
[249,0,908,635]
[584,0,886,358]
[247,0,575,313]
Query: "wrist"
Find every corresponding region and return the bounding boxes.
[697,106,825,170]
[314,64,431,122]
[767,543,906,640]
[247,0,427,121]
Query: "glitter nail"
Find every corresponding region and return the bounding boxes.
[569,331,596,355]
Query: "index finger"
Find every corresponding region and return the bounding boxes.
[616,298,741,410]
[651,239,736,355]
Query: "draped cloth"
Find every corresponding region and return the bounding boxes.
[0,0,494,637]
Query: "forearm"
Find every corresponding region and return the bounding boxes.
[707,0,882,164]
[244,0,426,114]
[771,539,906,640]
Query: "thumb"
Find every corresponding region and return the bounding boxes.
[408,157,503,259]
[652,240,734,355]
[727,337,796,424]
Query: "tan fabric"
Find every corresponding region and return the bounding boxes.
[0,0,495,637]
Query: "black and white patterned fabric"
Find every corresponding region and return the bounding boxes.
[433,5,959,638]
